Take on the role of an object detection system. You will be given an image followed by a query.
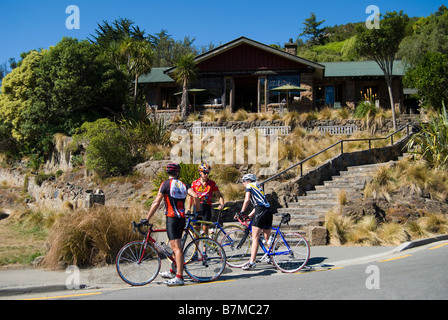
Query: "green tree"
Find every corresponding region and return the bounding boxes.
[118,37,153,113]
[172,53,198,120]
[0,38,128,155]
[300,13,328,46]
[355,11,410,130]
[399,5,448,67]
[149,30,197,67]
[404,52,448,110]
[0,51,43,145]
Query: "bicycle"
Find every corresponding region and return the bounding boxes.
[221,212,310,273]
[186,207,244,242]
[116,218,227,286]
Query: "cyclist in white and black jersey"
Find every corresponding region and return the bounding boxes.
[239,173,272,270]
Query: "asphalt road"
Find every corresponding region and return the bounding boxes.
[51,241,448,302]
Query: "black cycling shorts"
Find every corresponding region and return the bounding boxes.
[252,206,273,230]
[166,216,186,240]
[194,203,212,226]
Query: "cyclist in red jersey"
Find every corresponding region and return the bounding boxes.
[146,163,199,286]
[189,164,224,237]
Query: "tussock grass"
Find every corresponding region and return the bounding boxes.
[42,206,149,269]
[325,210,448,246]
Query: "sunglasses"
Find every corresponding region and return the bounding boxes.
[201,171,210,175]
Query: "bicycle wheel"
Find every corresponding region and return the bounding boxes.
[214,224,244,243]
[116,241,161,286]
[272,232,310,273]
[220,229,252,268]
[183,237,226,282]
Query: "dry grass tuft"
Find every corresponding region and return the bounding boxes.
[42,206,149,269]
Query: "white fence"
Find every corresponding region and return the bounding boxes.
[191,126,290,136]
[318,125,358,135]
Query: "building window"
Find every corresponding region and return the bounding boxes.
[267,75,301,104]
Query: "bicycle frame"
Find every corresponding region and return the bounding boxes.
[236,216,292,259]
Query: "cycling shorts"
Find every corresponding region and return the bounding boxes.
[194,203,212,226]
[252,206,273,230]
[166,216,186,240]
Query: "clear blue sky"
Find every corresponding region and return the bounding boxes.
[0,0,444,66]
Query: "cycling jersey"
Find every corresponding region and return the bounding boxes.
[159,178,190,218]
[245,182,270,208]
[191,178,219,206]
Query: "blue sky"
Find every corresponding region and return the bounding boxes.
[0,0,444,66]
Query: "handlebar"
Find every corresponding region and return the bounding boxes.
[132,219,152,236]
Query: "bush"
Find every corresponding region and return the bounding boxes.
[73,118,135,178]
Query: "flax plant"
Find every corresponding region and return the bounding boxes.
[406,103,448,169]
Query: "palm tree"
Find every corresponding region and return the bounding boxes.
[116,37,153,113]
[173,53,198,120]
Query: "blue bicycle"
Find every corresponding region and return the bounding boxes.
[221,213,310,273]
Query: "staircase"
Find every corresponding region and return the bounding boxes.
[274,162,389,231]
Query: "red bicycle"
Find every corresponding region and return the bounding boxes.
[116,218,226,286]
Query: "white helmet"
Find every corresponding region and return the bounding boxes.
[242,173,256,182]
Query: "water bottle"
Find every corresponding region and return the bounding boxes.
[161,242,174,256]
[268,234,275,246]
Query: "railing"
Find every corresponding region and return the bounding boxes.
[260,123,415,186]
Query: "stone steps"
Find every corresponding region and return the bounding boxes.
[273,162,388,232]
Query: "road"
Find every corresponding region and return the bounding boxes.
[37,241,448,303]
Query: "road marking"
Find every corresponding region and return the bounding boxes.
[378,254,411,262]
[295,266,344,275]
[429,243,448,250]
[23,292,103,300]
[184,279,236,287]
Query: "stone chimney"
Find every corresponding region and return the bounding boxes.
[285,38,298,56]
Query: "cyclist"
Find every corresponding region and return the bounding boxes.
[190,163,225,237]
[239,173,272,270]
[145,162,199,286]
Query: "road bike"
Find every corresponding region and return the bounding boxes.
[185,207,244,243]
[221,212,310,273]
[116,217,226,286]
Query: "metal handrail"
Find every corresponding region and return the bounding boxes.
[260,123,414,186]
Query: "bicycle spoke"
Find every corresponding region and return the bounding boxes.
[183,238,226,282]
[116,241,161,286]
[272,233,310,273]
[220,229,251,268]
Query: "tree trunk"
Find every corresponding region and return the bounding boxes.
[385,75,397,131]
[181,79,189,121]
[134,73,139,114]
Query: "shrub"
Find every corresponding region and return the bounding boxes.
[73,118,135,178]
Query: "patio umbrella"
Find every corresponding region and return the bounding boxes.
[270,84,307,108]
[174,88,206,112]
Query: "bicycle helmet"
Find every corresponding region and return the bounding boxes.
[166,162,181,175]
[242,173,257,182]
[198,163,211,173]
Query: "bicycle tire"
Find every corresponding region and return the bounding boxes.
[183,237,226,282]
[220,228,252,268]
[272,232,310,273]
[116,241,161,286]
[214,224,244,243]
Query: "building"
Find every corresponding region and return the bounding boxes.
[139,36,407,116]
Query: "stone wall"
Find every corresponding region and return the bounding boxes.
[166,118,415,135]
